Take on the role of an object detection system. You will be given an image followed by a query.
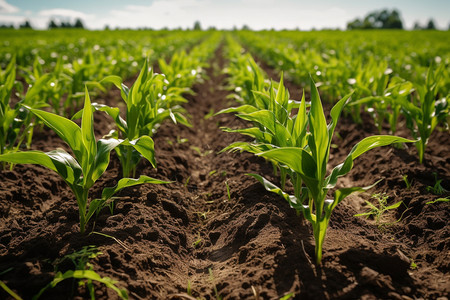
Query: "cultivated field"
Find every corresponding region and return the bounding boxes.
[0,29,449,299]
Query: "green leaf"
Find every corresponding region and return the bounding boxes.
[24,105,84,163]
[90,138,123,184]
[349,135,415,160]
[72,103,127,133]
[215,105,259,115]
[0,280,22,300]
[309,76,328,178]
[81,86,96,186]
[258,147,316,178]
[291,91,308,147]
[102,175,170,200]
[33,270,128,300]
[248,173,301,210]
[258,147,320,200]
[23,74,51,104]
[0,149,82,186]
[237,110,277,134]
[385,201,403,210]
[122,136,156,168]
[100,75,129,101]
[325,181,380,216]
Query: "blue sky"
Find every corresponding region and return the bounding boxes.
[1,0,449,30]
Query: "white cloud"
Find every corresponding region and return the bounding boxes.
[0,0,19,14]
[86,0,348,30]
[38,8,94,21]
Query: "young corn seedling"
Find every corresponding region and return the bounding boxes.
[219,74,305,188]
[0,87,168,233]
[34,246,128,300]
[76,59,190,178]
[250,78,414,264]
[400,63,448,163]
[0,56,51,169]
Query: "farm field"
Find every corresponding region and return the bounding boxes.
[0,29,449,299]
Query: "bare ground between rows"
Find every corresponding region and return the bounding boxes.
[0,48,449,300]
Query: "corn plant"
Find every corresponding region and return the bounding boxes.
[400,64,449,163]
[75,59,190,178]
[1,57,51,169]
[255,79,413,264]
[223,75,414,264]
[0,87,168,233]
[218,74,305,188]
[34,246,127,300]
[349,76,414,134]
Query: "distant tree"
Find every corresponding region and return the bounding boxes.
[242,24,251,30]
[60,21,71,28]
[104,24,110,30]
[193,21,201,30]
[19,20,32,29]
[413,22,422,30]
[426,19,436,30]
[74,18,84,29]
[48,19,58,29]
[347,9,403,30]
[0,24,14,29]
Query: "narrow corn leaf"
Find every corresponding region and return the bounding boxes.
[90,139,123,184]
[325,136,413,188]
[0,280,22,300]
[325,180,380,216]
[23,74,51,104]
[81,87,96,187]
[72,103,127,133]
[237,110,276,134]
[292,91,308,147]
[258,147,316,178]
[222,127,274,142]
[215,105,259,115]
[0,150,81,185]
[349,135,414,160]
[220,141,274,154]
[33,270,128,300]
[248,173,302,210]
[309,77,328,178]
[328,93,352,144]
[102,175,170,200]
[257,147,320,199]
[24,105,84,162]
[122,136,156,167]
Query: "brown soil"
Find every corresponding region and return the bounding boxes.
[0,49,449,300]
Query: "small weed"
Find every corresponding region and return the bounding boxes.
[191,146,213,156]
[426,172,449,195]
[355,193,403,226]
[208,268,222,300]
[185,176,191,188]
[34,246,128,299]
[426,196,450,205]
[208,170,217,177]
[204,108,215,120]
[225,180,231,201]
[402,174,412,189]
[177,136,188,144]
[192,233,203,248]
[410,259,418,270]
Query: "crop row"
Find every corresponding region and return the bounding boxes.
[237,30,449,163]
[0,31,221,299]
